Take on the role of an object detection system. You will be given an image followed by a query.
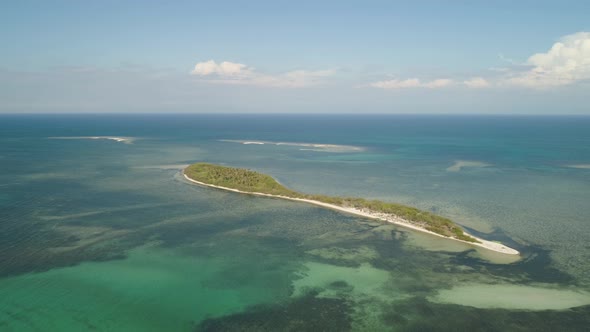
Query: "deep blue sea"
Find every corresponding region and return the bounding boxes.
[1,114,590,331]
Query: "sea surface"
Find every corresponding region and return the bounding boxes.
[1,114,590,331]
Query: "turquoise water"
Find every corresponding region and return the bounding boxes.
[1,114,590,331]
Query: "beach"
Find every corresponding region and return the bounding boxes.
[183,171,520,256]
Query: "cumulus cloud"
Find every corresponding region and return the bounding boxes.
[191,60,252,76]
[368,32,589,91]
[463,77,490,88]
[423,79,453,88]
[249,69,334,88]
[506,32,590,88]
[370,78,453,89]
[370,78,420,89]
[190,60,333,87]
[370,77,493,90]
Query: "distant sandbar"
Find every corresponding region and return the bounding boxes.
[447,160,491,172]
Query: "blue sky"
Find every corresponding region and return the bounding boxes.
[1,1,589,113]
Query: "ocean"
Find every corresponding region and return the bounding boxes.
[1,114,589,331]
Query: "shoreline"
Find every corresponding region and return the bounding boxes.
[182,171,520,256]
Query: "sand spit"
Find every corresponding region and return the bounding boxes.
[566,164,590,169]
[183,172,519,256]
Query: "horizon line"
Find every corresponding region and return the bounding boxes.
[1,112,590,117]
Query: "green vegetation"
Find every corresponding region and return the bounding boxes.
[184,163,478,243]
[185,163,302,197]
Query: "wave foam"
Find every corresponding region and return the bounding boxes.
[219,139,364,152]
[49,136,136,144]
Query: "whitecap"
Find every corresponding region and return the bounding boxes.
[219,139,364,152]
[49,136,136,144]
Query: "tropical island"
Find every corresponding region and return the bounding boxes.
[183,163,519,255]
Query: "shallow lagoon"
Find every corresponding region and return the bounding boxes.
[1,114,589,331]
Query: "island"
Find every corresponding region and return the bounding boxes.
[183,163,519,255]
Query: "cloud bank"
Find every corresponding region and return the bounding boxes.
[369,31,589,90]
[463,77,490,88]
[191,60,334,88]
[370,78,454,89]
[370,77,491,89]
[194,32,588,91]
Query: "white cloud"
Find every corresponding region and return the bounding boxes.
[191,60,252,76]
[195,32,590,91]
[249,69,335,88]
[424,79,453,88]
[463,77,490,88]
[190,60,333,87]
[506,32,590,88]
[368,32,589,91]
[370,78,453,89]
[370,78,420,89]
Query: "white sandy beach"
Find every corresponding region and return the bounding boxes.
[183,172,520,256]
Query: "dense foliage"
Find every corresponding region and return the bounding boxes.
[185,163,477,242]
[185,163,302,197]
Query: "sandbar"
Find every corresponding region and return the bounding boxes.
[446,160,491,172]
[567,164,590,169]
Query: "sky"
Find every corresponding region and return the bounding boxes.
[0,0,589,114]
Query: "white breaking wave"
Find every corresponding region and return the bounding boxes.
[49,136,136,144]
[219,139,364,152]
